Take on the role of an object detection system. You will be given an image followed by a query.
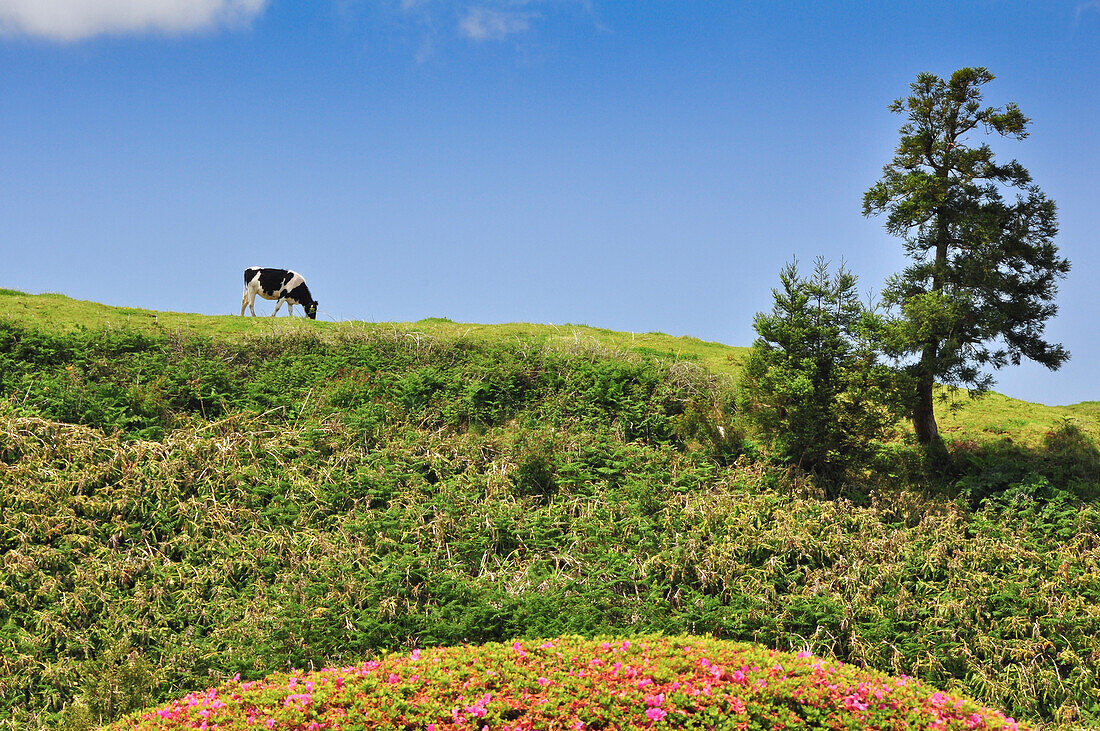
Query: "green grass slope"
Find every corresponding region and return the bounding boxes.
[0,289,748,376]
[3,288,1094,445]
[1,290,1098,730]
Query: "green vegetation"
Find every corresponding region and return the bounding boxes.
[1,291,1098,731]
[3,287,1092,444]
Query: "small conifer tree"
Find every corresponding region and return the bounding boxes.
[740,258,899,487]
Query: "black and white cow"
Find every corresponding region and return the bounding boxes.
[241,267,319,319]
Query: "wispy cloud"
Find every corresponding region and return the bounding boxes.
[1077,0,1100,15]
[339,0,606,60]
[458,6,531,41]
[0,0,269,42]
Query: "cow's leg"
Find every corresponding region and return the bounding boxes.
[286,303,295,317]
[241,288,251,316]
[272,298,284,316]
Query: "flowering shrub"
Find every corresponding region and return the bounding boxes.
[108,636,1026,730]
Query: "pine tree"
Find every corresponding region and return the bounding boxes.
[864,67,1069,444]
[740,258,898,486]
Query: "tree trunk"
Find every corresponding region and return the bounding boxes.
[912,384,939,444]
[912,218,949,446]
[912,348,940,445]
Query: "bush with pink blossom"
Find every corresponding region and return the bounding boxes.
[108,635,1026,731]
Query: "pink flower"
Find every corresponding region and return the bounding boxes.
[538,677,551,687]
[645,693,665,707]
[646,707,667,722]
[411,648,421,661]
[465,692,492,718]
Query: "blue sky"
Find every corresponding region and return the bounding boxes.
[2,1,1097,406]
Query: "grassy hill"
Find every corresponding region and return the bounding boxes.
[1,289,1098,730]
[3,289,1095,445]
[0,289,749,373]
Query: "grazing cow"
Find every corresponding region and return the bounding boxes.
[241,267,319,319]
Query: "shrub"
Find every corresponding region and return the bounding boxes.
[109,635,1028,731]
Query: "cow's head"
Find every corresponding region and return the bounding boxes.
[306,301,319,320]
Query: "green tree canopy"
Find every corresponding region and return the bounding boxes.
[864,67,1070,444]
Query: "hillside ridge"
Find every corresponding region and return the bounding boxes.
[2,287,1095,442]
